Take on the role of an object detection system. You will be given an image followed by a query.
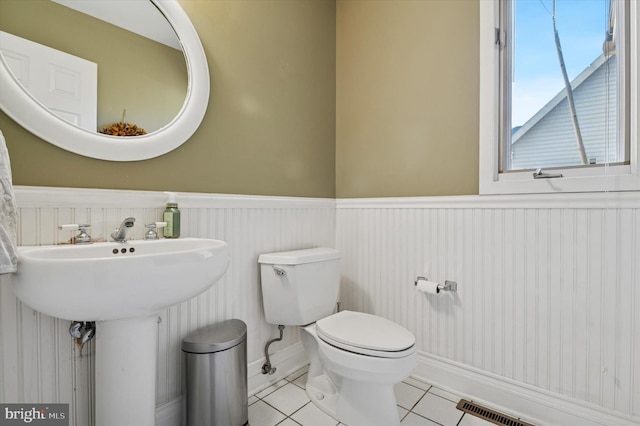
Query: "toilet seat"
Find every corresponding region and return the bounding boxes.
[316,310,415,358]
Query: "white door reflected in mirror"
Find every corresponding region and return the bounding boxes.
[0,31,98,132]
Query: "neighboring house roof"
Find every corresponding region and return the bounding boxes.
[510,53,618,170]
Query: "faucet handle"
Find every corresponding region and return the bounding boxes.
[58,224,92,244]
[144,222,167,240]
[59,224,90,231]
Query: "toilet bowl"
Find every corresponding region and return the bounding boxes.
[301,311,416,426]
[258,248,417,426]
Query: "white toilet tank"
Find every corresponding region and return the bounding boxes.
[258,247,341,326]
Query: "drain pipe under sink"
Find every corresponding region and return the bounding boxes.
[262,324,285,374]
[69,321,96,355]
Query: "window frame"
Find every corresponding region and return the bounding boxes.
[479,0,640,195]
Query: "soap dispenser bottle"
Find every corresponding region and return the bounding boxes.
[163,193,181,238]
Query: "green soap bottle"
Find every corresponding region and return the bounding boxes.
[163,195,180,238]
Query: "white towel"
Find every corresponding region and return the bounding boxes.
[0,129,17,274]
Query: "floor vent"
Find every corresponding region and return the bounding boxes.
[456,399,535,426]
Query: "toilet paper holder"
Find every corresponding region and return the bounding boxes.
[414,276,458,293]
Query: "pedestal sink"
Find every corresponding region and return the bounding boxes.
[11,238,230,426]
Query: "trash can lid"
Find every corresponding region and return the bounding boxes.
[182,319,247,354]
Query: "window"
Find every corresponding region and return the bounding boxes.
[479,0,640,194]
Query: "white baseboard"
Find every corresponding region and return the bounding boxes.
[414,352,639,426]
[155,343,308,426]
[248,342,308,396]
[152,347,640,426]
[156,397,183,426]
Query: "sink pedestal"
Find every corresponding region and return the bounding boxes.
[95,315,158,426]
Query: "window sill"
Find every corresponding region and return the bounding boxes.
[480,164,640,194]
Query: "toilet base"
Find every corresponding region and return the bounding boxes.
[301,323,415,426]
[306,373,401,426]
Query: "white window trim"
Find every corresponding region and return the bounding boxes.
[479,0,640,195]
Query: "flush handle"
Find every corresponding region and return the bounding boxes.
[273,266,287,277]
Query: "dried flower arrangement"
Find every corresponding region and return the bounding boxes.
[99,109,147,136]
[99,122,147,136]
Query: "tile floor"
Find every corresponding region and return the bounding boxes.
[248,366,496,426]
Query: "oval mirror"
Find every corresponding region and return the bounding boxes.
[0,0,209,161]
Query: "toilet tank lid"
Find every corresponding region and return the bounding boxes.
[258,247,340,265]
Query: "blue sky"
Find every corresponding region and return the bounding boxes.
[512,0,610,126]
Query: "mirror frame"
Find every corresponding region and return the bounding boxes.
[0,0,209,161]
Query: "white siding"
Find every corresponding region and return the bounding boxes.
[512,55,618,169]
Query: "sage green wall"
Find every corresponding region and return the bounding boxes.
[0,0,337,198]
[336,0,479,197]
[3,0,480,198]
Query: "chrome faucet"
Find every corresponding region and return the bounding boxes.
[111,217,135,242]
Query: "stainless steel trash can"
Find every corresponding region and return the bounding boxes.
[182,319,248,426]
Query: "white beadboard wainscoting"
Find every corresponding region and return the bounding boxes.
[0,186,334,426]
[4,186,640,426]
[336,193,640,426]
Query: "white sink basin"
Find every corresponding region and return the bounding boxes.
[12,237,230,426]
[12,238,230,321]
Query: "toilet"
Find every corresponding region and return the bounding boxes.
[258,247,416,426]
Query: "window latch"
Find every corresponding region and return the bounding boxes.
[533,168,563,179]
[495,28,505,47]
